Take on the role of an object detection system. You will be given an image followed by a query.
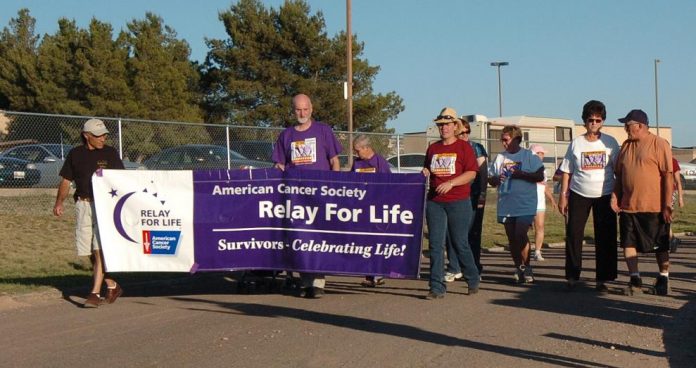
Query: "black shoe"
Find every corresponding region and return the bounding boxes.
[595,282,609,293]
[628,276,643,295]
[312,287,325,299]
[566,279,579,291]
[654,275,670,296]
[468,286,479,295]
[299,287,312,298]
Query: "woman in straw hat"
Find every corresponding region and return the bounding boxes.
[422,107,480,299]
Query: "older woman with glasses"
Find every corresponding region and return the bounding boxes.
[422,107,480,299]
[558,100,620,291]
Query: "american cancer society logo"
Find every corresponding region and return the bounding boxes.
[108,183,182,255]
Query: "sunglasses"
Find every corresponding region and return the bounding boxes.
[436,115,455,121]
[586,118,603,124]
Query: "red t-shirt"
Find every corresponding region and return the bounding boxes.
[425,139,478,202]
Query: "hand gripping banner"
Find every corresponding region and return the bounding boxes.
[93,168,427,278]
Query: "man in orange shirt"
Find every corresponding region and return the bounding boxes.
[611,109,673,296]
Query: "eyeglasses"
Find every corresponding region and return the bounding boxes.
[436,115,455,121]
[586,118,603,124]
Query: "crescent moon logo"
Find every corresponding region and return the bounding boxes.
[113,191,137,243]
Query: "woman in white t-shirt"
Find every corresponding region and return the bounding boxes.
[529,144,557,261]
[558,100,619,291]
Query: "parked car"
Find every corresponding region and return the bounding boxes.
[387,153,426,173]
[142,144,274,170]
[679,160,696,190]
[0,144,72,187]
[0,157,41,187]
[230,141,274,162]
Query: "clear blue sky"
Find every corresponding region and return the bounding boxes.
[3,0,696,146]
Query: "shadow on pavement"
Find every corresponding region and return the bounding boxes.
[173,297,616,368]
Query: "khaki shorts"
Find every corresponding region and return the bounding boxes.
[75,200,101,256]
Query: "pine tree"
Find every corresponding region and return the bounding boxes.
[0,9,40,111]
[201,0,403,133]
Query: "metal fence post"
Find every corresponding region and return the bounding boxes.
[118,118,123,160]
[225,125,231,170]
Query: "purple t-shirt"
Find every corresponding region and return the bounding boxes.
[272,121,343,171]
[351,154,391,173]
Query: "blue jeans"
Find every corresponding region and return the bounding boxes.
[427,199,479,294]
[446,194,484,275]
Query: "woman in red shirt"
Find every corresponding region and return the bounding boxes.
[422,107,480,299]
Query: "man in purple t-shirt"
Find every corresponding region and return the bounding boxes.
[272,94,343,298]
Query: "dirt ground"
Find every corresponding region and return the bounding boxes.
[1,237,695,367]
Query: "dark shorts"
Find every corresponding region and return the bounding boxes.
[497,215,535,226]
[619,212,670,253]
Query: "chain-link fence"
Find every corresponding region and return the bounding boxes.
[3,109,657,194]
[0,111,443,188]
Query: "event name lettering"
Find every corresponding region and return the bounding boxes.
[259,201,413,225]
[140,209,182,227]
[217,238,406,259]
[212,183,367,201]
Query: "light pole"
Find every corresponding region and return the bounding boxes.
[654,58,660,136]
[490,61,509,117]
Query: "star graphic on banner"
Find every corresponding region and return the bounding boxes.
[109,189,118,197]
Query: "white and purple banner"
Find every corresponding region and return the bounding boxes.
[93,168,427,278]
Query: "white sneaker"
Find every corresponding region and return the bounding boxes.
[444,272,463,283]
[524,265,535,283]
[534,250,545,261]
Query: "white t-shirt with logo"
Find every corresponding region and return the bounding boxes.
[559,133,619,198]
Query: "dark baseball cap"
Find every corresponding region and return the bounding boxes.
[618,109,649,125]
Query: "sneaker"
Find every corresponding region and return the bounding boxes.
[83,293,103,308]
[566,278,579,291]
[312,287,325,299]
[654,275,670,296]
[105,283,123,304]
[361,277,385,287]
[514,266,526,284]
[628,276,643,295]
[534,250,545,261]
[595,282,609,293]
[425,291,445,300]
[299,287,312,298]
[444,272,463,283]
[524,265,535,283]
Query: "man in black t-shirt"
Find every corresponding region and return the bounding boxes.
[53,118,125,308]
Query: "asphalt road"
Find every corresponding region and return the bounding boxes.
[2,237,696,368]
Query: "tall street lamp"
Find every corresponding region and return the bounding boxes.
[490,61,509,117]
[654,58,660,136]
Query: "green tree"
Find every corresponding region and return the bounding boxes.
[121,12,208,160]
[124,12,202,123]
[201,0,403,134]
[78,19,136,116]
[0,8,40,111]
[34,18,90,115]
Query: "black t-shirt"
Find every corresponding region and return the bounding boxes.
[59,145,125,201]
